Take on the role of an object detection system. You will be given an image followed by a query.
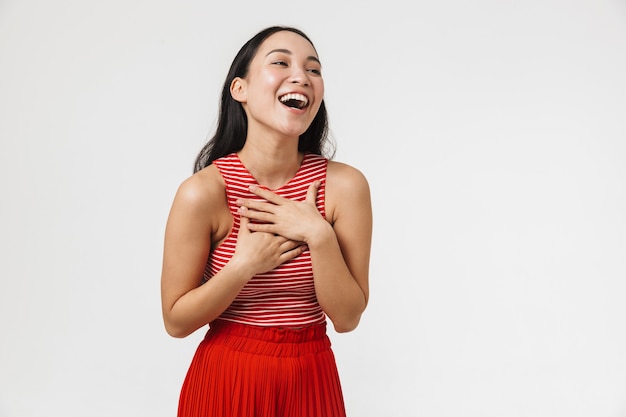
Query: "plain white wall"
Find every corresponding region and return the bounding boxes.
[1,1,625,416]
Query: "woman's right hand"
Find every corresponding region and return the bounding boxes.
[230,215,307,278]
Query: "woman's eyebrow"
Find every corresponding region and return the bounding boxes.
[265,48,321,65]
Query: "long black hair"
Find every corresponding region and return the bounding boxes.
[193,26,334,173]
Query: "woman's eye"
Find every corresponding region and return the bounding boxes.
[307,68,322,75]
[272,61,288,66]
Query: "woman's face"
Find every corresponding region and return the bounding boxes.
[232,30,324,140]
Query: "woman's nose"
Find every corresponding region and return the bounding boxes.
[289,66,309,86]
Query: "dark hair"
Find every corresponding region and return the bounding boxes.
[193,26,334,173]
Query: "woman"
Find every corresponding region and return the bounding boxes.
[160,25,372,417]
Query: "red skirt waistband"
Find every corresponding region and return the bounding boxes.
[205,320,331,357]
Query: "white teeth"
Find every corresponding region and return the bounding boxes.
[279,93,308,107]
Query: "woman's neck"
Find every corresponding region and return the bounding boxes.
[237,140,303,190]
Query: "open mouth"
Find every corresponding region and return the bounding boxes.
[279,93,309,109]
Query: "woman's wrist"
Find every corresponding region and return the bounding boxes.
[223,256,256,285]
[305,220,335,250]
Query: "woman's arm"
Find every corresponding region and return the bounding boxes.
[160,167,307,338]
[308,162,372,332]
[238,162,372,332]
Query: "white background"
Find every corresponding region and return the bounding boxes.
[1,1,625,416]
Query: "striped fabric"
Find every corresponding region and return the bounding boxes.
[205,152,328,327]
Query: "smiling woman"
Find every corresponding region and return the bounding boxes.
[160,26,373,417]
[280,92,309,109]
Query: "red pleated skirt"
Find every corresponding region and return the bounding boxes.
[177,320,346,417]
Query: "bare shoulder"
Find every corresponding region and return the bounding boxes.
[174,164,225,211]
[167,164,229,242]
[326,161,371,223]
[326,160,370,194]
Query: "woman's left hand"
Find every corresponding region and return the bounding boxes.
[236,181,329,244]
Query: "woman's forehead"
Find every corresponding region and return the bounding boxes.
[258,31,318,58]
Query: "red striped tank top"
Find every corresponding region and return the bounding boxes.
[204,152,328,327]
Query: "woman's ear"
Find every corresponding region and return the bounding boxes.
[230,77,247,103]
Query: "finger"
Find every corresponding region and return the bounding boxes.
[246,221,275,234]
[238,206,273,223]
[237,199,275,214]
[305,180,321,204]
[281,240,307,253]
[248,185,285,205]
[279,243,307,263]
[238,215,251,235]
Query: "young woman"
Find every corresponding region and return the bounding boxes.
[160,26,372,417]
